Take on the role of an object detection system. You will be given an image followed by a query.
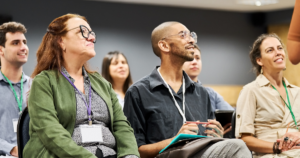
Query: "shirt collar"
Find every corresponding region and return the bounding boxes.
[149,66,195,91]
[197,80,202,85]
[256,74,296,88]
[61,66,89,83]
[0,66,29,83]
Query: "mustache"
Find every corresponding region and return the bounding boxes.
[185,45,195,49]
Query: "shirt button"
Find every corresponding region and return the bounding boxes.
[237,114,240,119]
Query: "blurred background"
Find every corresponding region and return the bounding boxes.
[1,0,298,106]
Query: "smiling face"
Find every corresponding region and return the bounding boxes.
[169,24,195,61]
[158,23,195,62]
[0,32,28,67]
[60,18,96,62]
[257,37,286,73]
[109,54,130,82]
[182,48,202,81]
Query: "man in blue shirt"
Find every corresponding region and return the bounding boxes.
[182,44,234,111]
[182,44,234,135]
[0,22,31,157]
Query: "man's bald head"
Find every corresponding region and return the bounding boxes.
[151,21,181,57]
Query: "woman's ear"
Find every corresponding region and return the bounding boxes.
[58,37,66,51]
[256,57,263,67]
[158,40,170,54]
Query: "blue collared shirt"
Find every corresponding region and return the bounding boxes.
[198,81,234,111]
[0,68,31,155]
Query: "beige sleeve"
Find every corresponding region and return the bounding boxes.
[235,86,257,138]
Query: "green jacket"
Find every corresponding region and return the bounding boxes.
[23,70,139,158]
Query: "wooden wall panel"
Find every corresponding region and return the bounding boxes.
[203,85,243,107]
[268,24,300,87]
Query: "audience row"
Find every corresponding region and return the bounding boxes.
[0,12,299,158]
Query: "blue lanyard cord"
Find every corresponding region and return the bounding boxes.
[271,81,298,129]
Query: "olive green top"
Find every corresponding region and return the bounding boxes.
[23,70,139,158]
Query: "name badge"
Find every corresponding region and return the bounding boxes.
[80,124,103,143]
[12,118,18,133]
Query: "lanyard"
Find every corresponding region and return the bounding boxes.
[157,68,186,124]
[1,71,23,114]
[60,71,93,125]
[271,81,298,129]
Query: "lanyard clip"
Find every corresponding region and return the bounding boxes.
[88,115,92,125]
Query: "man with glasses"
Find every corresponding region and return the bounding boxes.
[123,22,251,158]
[0,22,31,157]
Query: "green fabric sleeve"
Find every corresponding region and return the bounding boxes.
[100,76,140,158]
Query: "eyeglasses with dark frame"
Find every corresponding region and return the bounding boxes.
[67,25,96,43]
[161,31,197,44]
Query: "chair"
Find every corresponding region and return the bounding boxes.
[231,111,236,138]
[17,107,30,158]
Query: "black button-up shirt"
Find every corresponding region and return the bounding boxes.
[123,67,214,147]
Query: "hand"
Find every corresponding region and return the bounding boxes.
[10,146,18,157]
[203,119,224,138]
[277,132,300,152]
[176,122,199,136]
[223,123,232,135]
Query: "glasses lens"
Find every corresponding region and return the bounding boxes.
[180,31,187,39]
[80,26,89,38]
[91,32,96,43]
[191,32,197,43]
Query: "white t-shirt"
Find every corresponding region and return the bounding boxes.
[116,93,124,109]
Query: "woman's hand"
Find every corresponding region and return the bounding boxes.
[277,132,300,152]
[204,119,224,138]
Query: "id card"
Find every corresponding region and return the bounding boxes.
[12,118,18,133]
[79,124,103,143]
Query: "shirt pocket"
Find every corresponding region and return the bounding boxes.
[146,113,173,143]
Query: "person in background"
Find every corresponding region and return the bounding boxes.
[182,44,234,136]
[182,44,234,111]
[102,51,133,108]
[0,22,31,157]
[236,33,300,158]
[287,0,300,65]
[124,21,251,158]
[23,14,139,158]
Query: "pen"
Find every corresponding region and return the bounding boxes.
[185,121,211,125]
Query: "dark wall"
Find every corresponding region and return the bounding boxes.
[266,8,294,25]
[1,0,291,85]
